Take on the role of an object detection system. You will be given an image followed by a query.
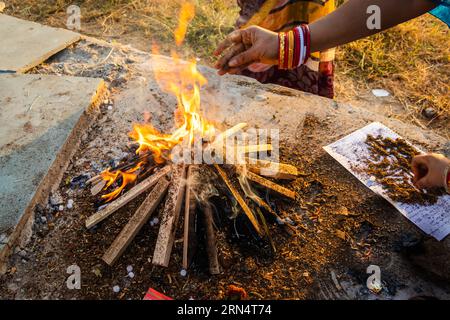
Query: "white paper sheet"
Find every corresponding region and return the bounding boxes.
[323,122,450,241]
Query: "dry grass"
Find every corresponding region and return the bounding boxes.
[336,15,449,132]
[4,1,449,135]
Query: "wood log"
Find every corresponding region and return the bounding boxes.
[85,166,171,229]
[241,169,296,200]
[245,157,298,180]
[102,177,170,265]
[183,165,199,270]
[152,164,187,267]
[214,164,262,236]
[202,202,220,275]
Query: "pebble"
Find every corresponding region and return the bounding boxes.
[67,199,74,209]
[180,269,187,277]
[58,205,64,212]
[17,250,27,258]
[423,107,437,119]
[107,105,113,111]
[128,272,135,279]
[50,192,64,206]
[152,217,159,225]
[113,285,120,293]
[126,265,133,273]
[372,89,390,97]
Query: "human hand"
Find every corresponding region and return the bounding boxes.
[411,153,450,189]
[214,26,279,75]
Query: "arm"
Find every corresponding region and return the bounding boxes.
[215,0,438,74]
[310,0,438,52]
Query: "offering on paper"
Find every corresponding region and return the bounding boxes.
[324,122,450,241]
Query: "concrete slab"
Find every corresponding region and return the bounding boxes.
[0,14,80,73]
[0,73,106,258]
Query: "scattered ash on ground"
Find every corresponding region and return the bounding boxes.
[364,135,444,205]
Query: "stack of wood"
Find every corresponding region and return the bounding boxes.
[85,124,299,273]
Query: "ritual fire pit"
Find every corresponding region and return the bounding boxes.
[83,23,300,273]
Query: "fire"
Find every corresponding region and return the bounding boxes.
[100,1,216,202]
[100,161,145,202]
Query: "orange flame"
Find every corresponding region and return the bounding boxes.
[101,1,215,200]
[100,161,144,202]
[129,1,215,163]
[174,2,195,46]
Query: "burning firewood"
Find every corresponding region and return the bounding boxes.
[85,166,171,229]
[241,169,296,200]
[152,164,187,267]
[183,165,199,270]
[102,177,170,265]
[201,202,220,275]
[245,157,298,180]
[214,164,263,236]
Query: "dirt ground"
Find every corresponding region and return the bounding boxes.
[0,39,449,300]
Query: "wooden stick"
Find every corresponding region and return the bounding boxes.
[152,164,187,267]
[91,179,106,196]
[183,165,199,270]
[242,170,296,200]
[237,144,272,154]
[214,164,262,235]
[85,166,171,229]
[211,123,247,148]
[102,177,170,265]
[202,202,220,275]
[245,157,298,180]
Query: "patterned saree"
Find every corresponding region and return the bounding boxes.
[236,0,336,99]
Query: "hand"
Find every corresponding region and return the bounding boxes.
[411,153,450,189]
[214,26,279,75]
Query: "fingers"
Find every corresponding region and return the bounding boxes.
[214,30,243,57]
[415,175,432,189]
[411,155,429,182]
[215,43,245,72]
[228,47,259,68]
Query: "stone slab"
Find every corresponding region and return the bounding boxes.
[0,14,80,73]
[0,73,105,251]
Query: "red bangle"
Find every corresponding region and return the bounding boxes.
[284,32,289,69]
[293,27,300,67]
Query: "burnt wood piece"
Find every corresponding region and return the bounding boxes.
[245,157,298,180]
[183,165,199,270]
[152,164,187,267]
[202,202,220,275]
[85,166,171,229]
[102,177,170,265]
[214,164,262,235]
[242,170,296,200]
